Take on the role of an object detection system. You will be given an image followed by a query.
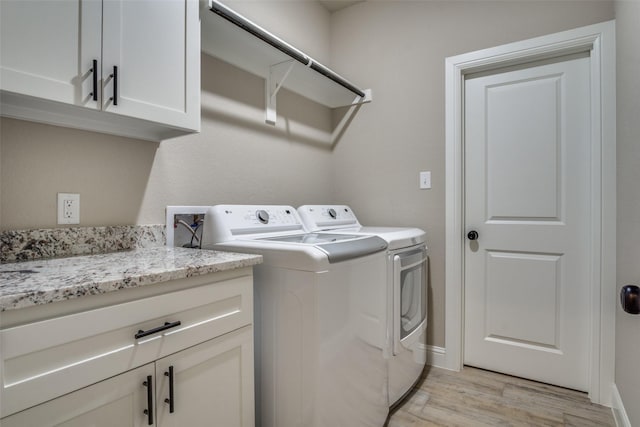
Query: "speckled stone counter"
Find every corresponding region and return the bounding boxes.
[1,225,166,263]
[0,247,262,311]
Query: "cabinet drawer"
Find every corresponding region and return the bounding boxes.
[0,274,252,418]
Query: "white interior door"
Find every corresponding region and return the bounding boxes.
[463,54,591,391]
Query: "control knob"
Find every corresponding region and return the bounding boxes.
[256,210,270,224]
[328,208,337,219]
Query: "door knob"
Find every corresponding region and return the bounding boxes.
[621,285,640,315]
[467,230,479,240]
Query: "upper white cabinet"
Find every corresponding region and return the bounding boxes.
[0,0,200,141]
[101,0,199,128]
[0,0,101,107]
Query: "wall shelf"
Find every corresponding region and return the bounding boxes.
[201,0,371,124]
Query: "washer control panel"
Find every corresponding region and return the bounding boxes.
[203,205,305,243]
[224,206,299,226]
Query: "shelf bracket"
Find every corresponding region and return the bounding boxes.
[265,59,296,125]
[330,89,373,146]
[353,88,373,105]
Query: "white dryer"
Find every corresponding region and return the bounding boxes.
[201,205,390,427]
[297,205,428,407]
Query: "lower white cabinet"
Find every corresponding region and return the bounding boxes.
[0,271,255,426]
[2,363,155,427]
[2,326,254,427]
[156,326,254,427]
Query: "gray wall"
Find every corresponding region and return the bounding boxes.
[329,1,614,348]
[1,2,334,230]
[615,0,640,424]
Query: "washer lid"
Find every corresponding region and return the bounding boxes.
[258,233,387,263]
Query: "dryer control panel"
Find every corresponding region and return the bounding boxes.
[297,205,361,231]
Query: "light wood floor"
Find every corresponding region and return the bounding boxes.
[387,366,615,427]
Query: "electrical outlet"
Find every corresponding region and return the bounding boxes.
[58,193,80,224]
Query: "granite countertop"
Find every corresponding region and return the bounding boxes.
[0,247,262,312]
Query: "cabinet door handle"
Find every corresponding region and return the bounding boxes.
[109,65,118,106]
[143,375,154,425]
[164,366,175,413]
[89,59,98,101]
[135,321,182,339]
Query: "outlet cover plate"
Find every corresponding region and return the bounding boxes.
[58,193,80,224]
[419,171,432,189]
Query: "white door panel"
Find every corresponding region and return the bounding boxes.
[155,326,254,427]
[1,364,154,427]
[0,0,101,108]
[102,0,192,127]
[464,55,590,391]
[485,75,561,220]
[485,251,561,348]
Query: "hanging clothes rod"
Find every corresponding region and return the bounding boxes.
[307,61,364,98]
[208,0,367,98]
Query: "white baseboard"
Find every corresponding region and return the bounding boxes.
[612,384,632,427]
[426,345,447,369]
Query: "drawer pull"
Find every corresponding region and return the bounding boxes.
[143,375,153,425]
[135,321,182,339]
[164,365,175,413]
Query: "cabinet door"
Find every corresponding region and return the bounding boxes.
[155,326,255,427]
[1,363,155,427]
[0,0,101,109]
[101,0,200,130]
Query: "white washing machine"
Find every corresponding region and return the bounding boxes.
[201,205,390,427]
[297,205,428,407]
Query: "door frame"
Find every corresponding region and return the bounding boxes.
[444,20,616,405]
